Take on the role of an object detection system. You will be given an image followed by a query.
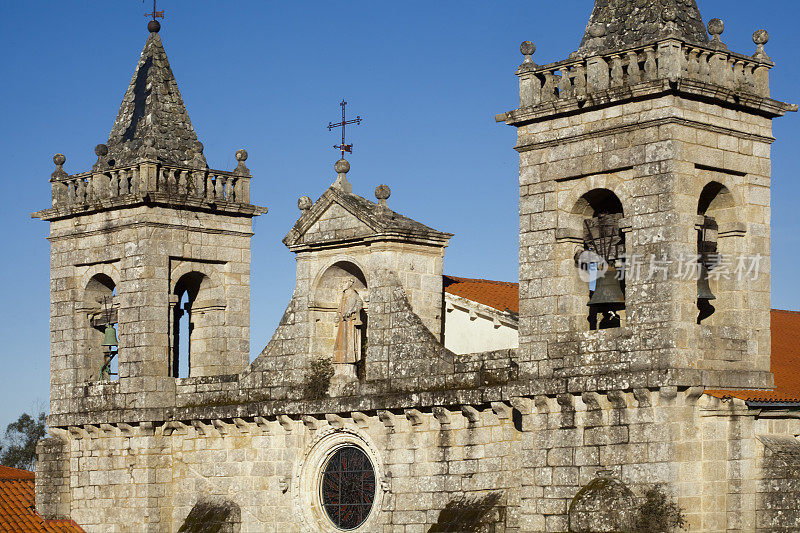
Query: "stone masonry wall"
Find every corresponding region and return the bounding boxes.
[38,387,800,532]
[517,94,774,393]
[48,204,254,416]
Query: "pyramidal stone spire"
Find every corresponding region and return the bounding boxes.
[578,0,708,54]
[102,22,206,169]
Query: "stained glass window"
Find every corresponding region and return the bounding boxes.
[321,445,376,530]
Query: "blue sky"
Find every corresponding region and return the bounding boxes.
[0,1,797,430]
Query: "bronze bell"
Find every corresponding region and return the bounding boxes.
[588,266,625,306]
[697,264,716,300]
[101,324,118,347]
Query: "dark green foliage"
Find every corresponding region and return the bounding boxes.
[178,498,241,533]
[429,492,505,532]
[304,356,334,399]
[0,412,47,470]
[635,484,686,532]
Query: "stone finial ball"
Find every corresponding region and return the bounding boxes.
[95,144,108,157]
[662,7,677,23]
[235,149,248,162]
[708,18,724,36]
[589,24,607,38]
[298,196,313,211]
[375,184,391,201]
[334,159,350,174]
[148,19,161,33]
[53,153,66,166]
[520,41,535,56]
[753,29,769,46]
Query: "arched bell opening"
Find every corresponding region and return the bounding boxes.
[83,274,118,381]
[573,189,626,330]
[171,271,216,378]
[696,181,736,325]
[310,261,368,380]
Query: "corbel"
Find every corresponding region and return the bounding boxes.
[404,409,424,427]
[212,419,231,435]
[278,415,294,433]
[377,410,395,428]
[254,416,271,433]
[233,418,251,433]
[351,411,369,429]
[325,414,345,429]
[302,416,323,431]
[491,401,512,419]
[461,405,480,424]
[633,388,652,408]
[432,407,451,426]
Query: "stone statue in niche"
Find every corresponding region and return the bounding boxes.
[333,279,364,365]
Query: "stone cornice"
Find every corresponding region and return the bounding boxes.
[32,192,267,222]
[514,116,776,153]
[46,220,254,242]
[47,365,776,428]
[498,79,795,129]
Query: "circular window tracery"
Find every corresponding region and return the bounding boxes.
[320,445,376,530]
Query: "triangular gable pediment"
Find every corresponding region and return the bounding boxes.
[283,186,452,250]
[283,188,380,248]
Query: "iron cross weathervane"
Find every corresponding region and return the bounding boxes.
[144,0,164,21]
[328,100,363,159]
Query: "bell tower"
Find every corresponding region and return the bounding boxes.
[33,20,265,416]
[498,0,796,393]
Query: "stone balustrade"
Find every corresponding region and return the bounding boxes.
[50,161,251,209]
[517,38,773,109]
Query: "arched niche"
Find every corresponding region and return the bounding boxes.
[171,270,224,378]
[309,261,369,376]
[312,261,368,309]
[80,273,118,382]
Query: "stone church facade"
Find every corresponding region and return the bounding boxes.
[32,1,800,532]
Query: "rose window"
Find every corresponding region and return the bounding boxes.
[320,445,376,529]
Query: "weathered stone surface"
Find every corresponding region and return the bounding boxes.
[103,31,205,169]
[32,3,800,532]
[579,0,708,54]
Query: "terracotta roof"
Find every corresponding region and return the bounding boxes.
[443,276,519,314]
[0,466,34,480]
[445,277,800,404]
[707,309,800,404]
[0,468,84,532]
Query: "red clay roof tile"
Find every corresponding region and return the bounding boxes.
[0,468,84,532]
[706,309,800,404]
[444,276,519,314]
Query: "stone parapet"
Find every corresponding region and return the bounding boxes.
[498,37,796,127]
[34,160,265,222]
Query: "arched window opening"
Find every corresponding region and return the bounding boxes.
[85,274,118,381]
[171,272,207,378]
[574,189,626,330]
[176,291,191,378]
[696,182,733,324]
